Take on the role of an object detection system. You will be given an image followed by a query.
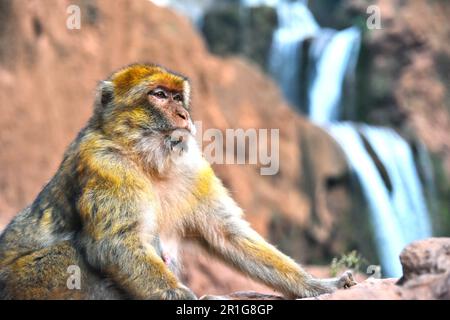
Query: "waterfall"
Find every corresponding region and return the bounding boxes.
[308,27,360,123]
[361,126,432,240]
[243,0,360,117]
[267,0,319,106]
[328,124,431,276]
[300,2,431,276]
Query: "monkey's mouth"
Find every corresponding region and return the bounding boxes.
[158,124,194,135]
[170,136,183,147]
[167,128,191,151]
[158,127,191,134]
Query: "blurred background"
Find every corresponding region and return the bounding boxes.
[0,0,449,296]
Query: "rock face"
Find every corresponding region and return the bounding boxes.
[202,238,450,300]
[355,0,450,166]
[0,0,365,293]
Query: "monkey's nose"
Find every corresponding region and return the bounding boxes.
[176,109,188,120]
[174,108,191,132]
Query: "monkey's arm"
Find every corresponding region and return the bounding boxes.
[78,183,195,300]
[191,194,355,299]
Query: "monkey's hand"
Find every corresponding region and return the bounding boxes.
[334,270,357,289]
[157,283,197,300]
[302,270,357,298]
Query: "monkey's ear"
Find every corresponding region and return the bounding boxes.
[95,81,114,107]
[183,80,191,109]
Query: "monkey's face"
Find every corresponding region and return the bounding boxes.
[98,64,197,169]
[100,64,194,135]
[146,86,194,134]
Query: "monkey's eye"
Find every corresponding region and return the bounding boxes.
[151,90,168,99]
[173,94,183,103]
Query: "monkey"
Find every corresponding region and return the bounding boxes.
[0,63,356,300]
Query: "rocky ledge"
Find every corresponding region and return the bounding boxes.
[201,238,450,300]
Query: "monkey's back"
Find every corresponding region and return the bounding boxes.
[0,187,125,299]
[0,156,83,266]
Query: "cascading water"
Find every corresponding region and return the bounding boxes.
[328,124,431,276]
[308,27,360,123]
[361,126,432,242]
[266,0,319,106]
[327,124,405,276]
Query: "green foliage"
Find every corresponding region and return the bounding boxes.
[330,250,368,277]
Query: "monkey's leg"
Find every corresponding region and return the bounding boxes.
[81,231,196,300]
[192,200,356,299]
[0,241,123,299]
